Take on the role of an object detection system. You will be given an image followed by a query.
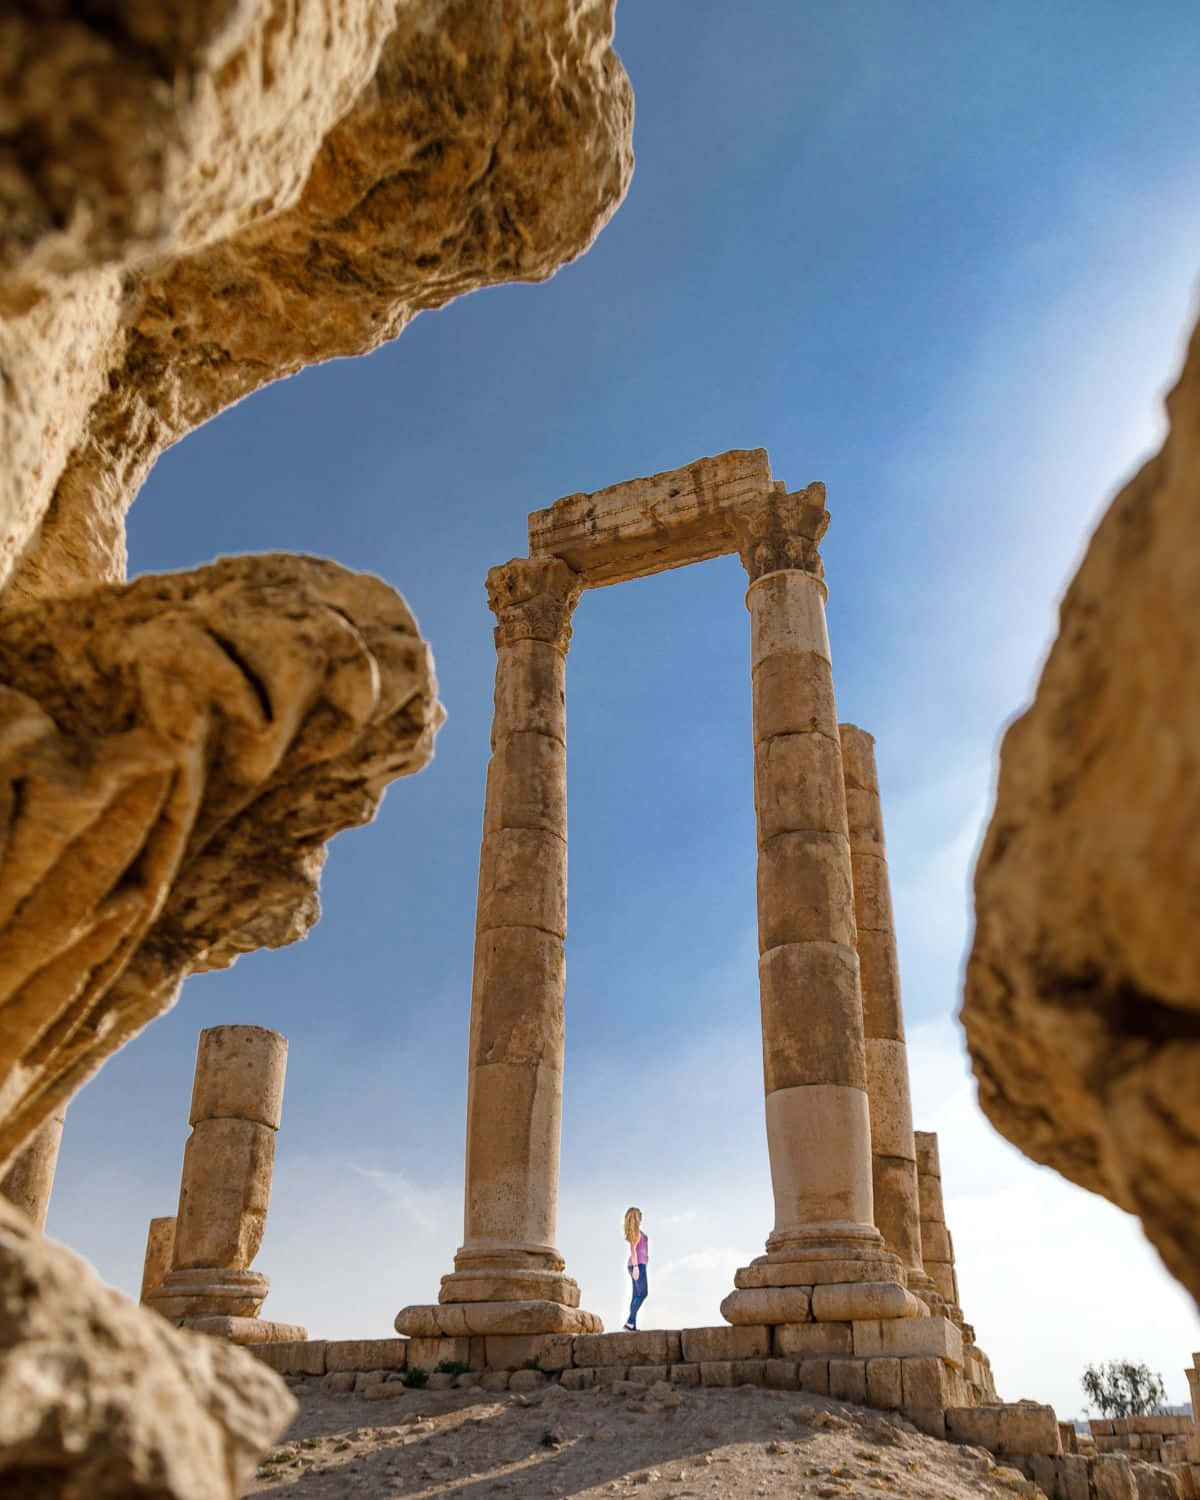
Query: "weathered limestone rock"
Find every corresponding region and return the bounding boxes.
[1,1,634,603]
[964,312,1200,1304]
[722,485,906,1325]
[0,1195,294,1498]
[0,553,440,1169]
[140,1216,177,1305]
[148,1026,304,1344]
[397,557,600,1338]
[839,723,939,1305]
[914,1132,963,1320]
[0,1106,65,1229]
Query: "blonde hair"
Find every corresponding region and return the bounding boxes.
[623,1206,643,1246]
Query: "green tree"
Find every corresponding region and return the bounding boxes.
[1081,1360,1168,1418]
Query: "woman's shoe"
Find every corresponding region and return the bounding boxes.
[622,1321,635,1331]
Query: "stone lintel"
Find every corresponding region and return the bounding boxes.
[527,448,777,587]
[179,1315,308,1346]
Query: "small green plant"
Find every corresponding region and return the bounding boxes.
[436,1359,472,1376]
[402,1366,429,1388]
[1081,1360,1168,1418]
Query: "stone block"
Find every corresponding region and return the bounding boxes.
[355,1371,388,1392]
[361,1383,404,1403]
[1093,1420,1116,1436]
[404,1336,477,1373]
[627,1365,670,1385]
[612,1380,644,1397]
[700,1361,735,1387]
[321,1371,356,1393]
[572,1331,671,1367]
[591,1365,628,1385]
[764,1359,800,1390]
[731,1360,768,1386]
[681,1325,771,1362]
[558,1368,594,1391]
[829,1358,868,1404]
[1131,1463,1185,1499]
[852,1316,963,1366]
[484,1335,547,1370]
[908,1406,947,1438]
[247,1340,326,1376]
[479,1370,511,1391]
[866,1357,902,1410]
[901,1356,950,1414]
[774,1322,853,1358]
[1059,1423,1079,1453]
[508,1369,546,1392]
[945,1403,1062,1456]
[426,1373,455,1390]
[670,1364,701,1387]
[453,1372,481,1389]
[721,1285,812,1325]
[796,1358,830,1396]
[324,1339,409,1374]
[811,1282,921,1322]
[539,1335,576,1372]
[735,1257,896,1288]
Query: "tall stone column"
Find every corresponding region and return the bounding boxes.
[146,1025,305,1344]
[840,723,942,1308]
[914,1131,964,1321]
[723,486,914,1326]
[397,557,600,1338]
[0,1107,66,1230]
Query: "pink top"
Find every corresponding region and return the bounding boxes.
[627,1232,648,1268]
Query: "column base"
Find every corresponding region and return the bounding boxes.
[395,1299,602,1337]
[723,1229,925,1326]
[175,1315,308,1345]
[144,1267,268,1320]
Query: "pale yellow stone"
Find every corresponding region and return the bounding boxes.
[863,1039,916,1160]
[140,1216,177,1304]
[752,652,840,743]
[719,1286,812,1326]
[852,1315,964,1366]
[680,1326,771,1362]
[753,731,847,843]
[758,943,867,1092]
[749,569,832,667]
[810,1281,921,1322]
[323,1339,409,1374]
[475,826,567,936]
[188,1027,287,1130]
[773,1323,854,1357]
[0,1107,65,1229]
[528,449,775,586]
[945,1403,1062,1457]
[174,1118,276,1273]
[765,1084,876,1231]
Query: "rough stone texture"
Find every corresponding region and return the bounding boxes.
[0,1196,295,1497]
[0,1,635,603]
[946,1403,1063,1457]
[0,554,439,1169]
[139,1215,177,1304]
[964,313,1200,1303]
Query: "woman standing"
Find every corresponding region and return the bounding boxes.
[623,1206,648,1330]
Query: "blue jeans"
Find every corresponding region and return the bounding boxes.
[627,1265,648,1327]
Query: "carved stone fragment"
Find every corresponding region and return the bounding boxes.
[964,311,1200,1305]
[0,553,441,1171]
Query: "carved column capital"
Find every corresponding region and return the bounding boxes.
[486,557,582,651]
[732,483,830,584]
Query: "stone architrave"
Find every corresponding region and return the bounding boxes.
[396,558,600,1338]
[721,487,915,1325]
[914,1131,964,1321]
[839,724,941,1307]
[140,1216,178,1305]
[147,1026,305,1345]
[0,1106,65,1230]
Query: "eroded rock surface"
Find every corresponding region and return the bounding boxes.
[964,311,1200,1304]
[1,0,634,601]
[0,1196,296,1498]
[0,553,441,1171]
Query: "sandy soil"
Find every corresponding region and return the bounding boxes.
[246,1378,1044,1499]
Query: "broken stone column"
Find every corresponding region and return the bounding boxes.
[0,1106,65,1230]
[1186,1355,1199,1424]
[840,724,942,1308]
[396,557,600,1338]
[914,1131,964,1321]
[139,1216,177,1305]
[147,1026,305,1345]
[723,486,916,1326]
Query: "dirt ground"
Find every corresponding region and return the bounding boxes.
[245,1378,1044,1499]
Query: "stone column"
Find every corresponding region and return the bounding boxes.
[146,1025,305,1344]
[914,1131,964,1321]
[723,486,914,1326]
[0,1106,66,1230]
[139,1215,177,1304]
[1186,1355,1199,1424]
[840,723,942,1308]
[397,557,600,1338]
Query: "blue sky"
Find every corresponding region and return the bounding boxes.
[47,1,1200,1417]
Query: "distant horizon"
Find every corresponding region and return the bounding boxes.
[43,0,1200,1422]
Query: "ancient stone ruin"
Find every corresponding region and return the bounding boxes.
[146,1025,305,1345]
